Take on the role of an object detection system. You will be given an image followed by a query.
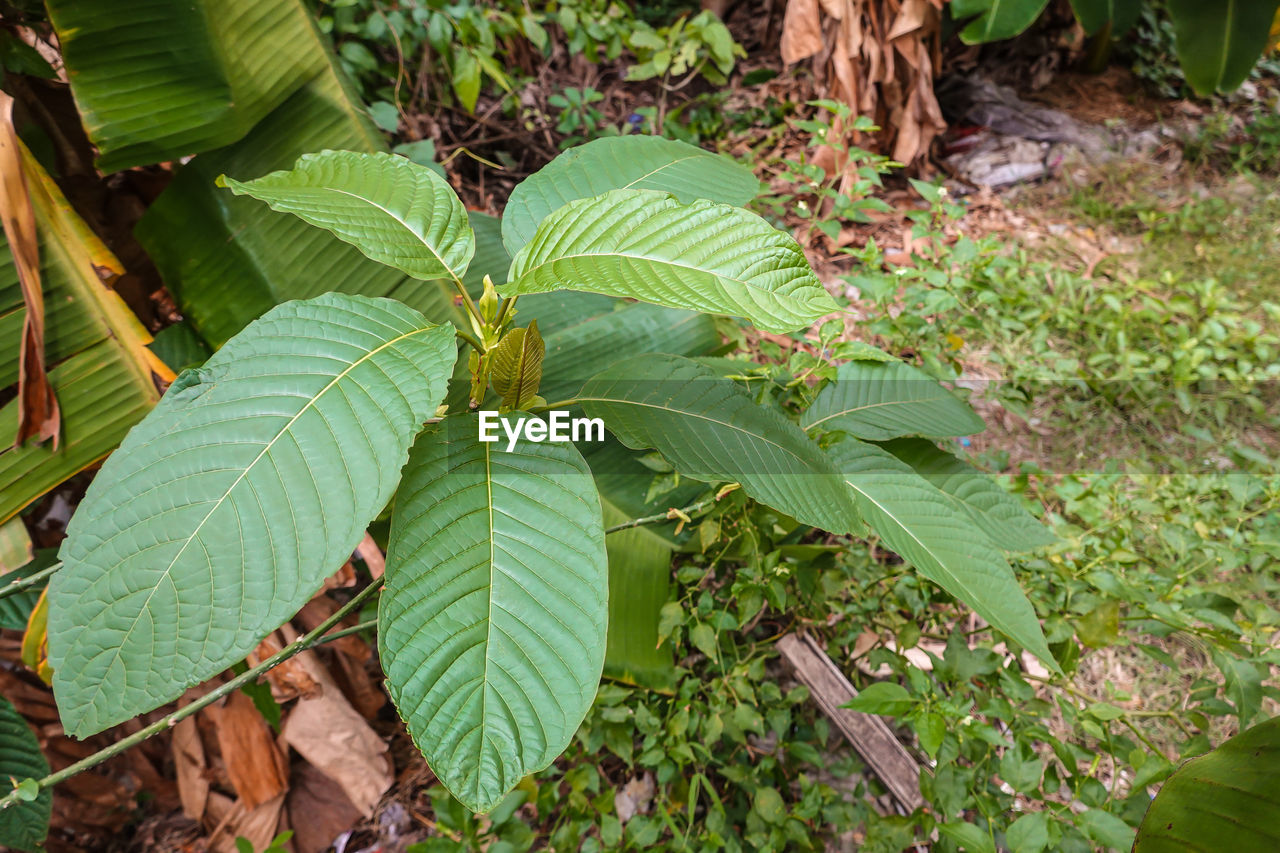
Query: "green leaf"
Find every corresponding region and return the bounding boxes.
[803,360,986,440]
[501,135,758,256]
[880,438,1055,551]
[1006,812,1051,853]
[135,70,462,348]
[843,682,915,715]
[1135,717,1280,852]
[219,150,474,283]
[0,695,51,851]
[753,787,787,824]
[537,301,719,404]
[1167,0,1280,95]
[380,414,607,812]
[938,821,996,853]
[452,47,481,113]
[490,320,545,410]
[49,294,455,737]
[44,0,328,171]
[1080,809,1135,851]
[826,438,1055,669]
[578,354,860,535]
[1068,0,1143,35]
[504,189,837,334]
[958,0,1050,43]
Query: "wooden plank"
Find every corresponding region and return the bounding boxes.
[777,632,923,812]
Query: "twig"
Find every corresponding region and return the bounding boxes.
[0,561,59,601]
[0,579,384,811]
[605,497,716,534]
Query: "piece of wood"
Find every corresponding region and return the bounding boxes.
[776,632,923,812]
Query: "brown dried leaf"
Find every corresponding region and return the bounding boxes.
[173,716,210,821]
[781,0,825,63]
[249,631,321,702]
[0,91,59,448]
[279,633,391,817]
[209,690,290,810]
[286,761,365,853]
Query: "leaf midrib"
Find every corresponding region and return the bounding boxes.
[804,392,961,431]
[322,185,465,285]
[78,324,436,727]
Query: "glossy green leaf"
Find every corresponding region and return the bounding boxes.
[958,0,1050,43]
[537,301,719,404]
[826,437,1055,668]
[49,294,456,737]
[502,135,758,256]
[579,354,860,535]
[880,438,1055,551]
[380,414,607,812]
[504,189,838,334]
[135,71,462,348]
[219,150,474,283]
[1167,0,1280,95]
[1068,0,1143,35]
[1134,716,1280,852]
[802,359,986,440]
[0,694,51,851]
[45,0,327,171]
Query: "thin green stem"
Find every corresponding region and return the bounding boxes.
[0,561,60,601]
[530,397,582,412]
[605,497,716,535]
[315,617,377,645]
[0,579,384,812]
[455,327,486,353]
[453,278,485,331]
[494,294,518,329]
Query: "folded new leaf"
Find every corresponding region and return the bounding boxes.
[380,414,607,812]
[219,150,474,282]
[503,189,838,334]
[49,294,456,736]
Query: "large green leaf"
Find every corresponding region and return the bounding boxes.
[380,414,607,812]
[538,301,720,403]
[1134,717,1280,852]
[1167,0,1280,95]
[45,0,327,172]
[0,694,50,851]
[0,143,167,524]
[219,150,474,283]
[48,294,455,737]
[503,189,838,334]
[601,503,677,693]
[1068,0,1143,35]
[135,70,460,348]
[956,0,1051,43]
[826,437,1054,667]
[502,135,759,256]
[880,438,1055,552]
[802,359,986,441]
[579,354,860,535]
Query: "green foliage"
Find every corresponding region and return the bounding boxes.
[1134,716,1280,851]
[48,294,456,736]
[0,695,50,851]
[624,9,744,86]
[48,137,1055,819]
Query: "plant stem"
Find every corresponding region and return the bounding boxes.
[0,579,384,812]
[605,497,717,535]
[530,397,582,412]
[494,293,517,329]
[0,561,60,601]
[455,327,486,353]
[453,279,486,332]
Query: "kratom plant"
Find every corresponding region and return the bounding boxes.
[3,136,1057,824]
